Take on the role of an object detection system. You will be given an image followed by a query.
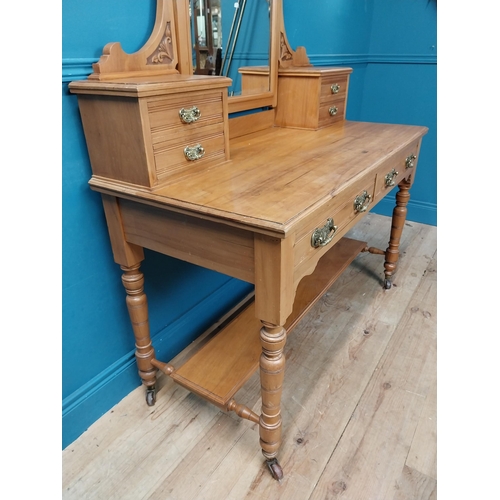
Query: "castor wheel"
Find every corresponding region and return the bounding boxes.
[383,278,392,290]
[266,458,284,482]
[145,387,156,406]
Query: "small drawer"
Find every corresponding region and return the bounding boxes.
[147,89,225,139]
[320,75,349,101]
[154,132,227,181]
[373,139,422,200]
[318,98,346,127]
[152,121,225,153]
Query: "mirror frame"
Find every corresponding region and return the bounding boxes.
[182,0,280,113]
[86,0,281,114]
[224,0,280,113]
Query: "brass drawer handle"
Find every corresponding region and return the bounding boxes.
[331,83,341,94]
[384,168,399,187]
[354,190,372,213]
[184,144,205,161]
[179,106,201,124]
[329,106,338,116]
[311,218,338,248]
[405,153,417,169]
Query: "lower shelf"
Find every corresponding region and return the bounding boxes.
[170,236,367,409]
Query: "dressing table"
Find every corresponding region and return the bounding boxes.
[69,0,427,481]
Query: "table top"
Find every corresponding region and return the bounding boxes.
[90,120,427,235]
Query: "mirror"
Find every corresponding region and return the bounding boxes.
[190,0,277,113]
[190,0,223,76]
[85,0,280,115]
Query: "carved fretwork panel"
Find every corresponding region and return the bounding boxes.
[146,22,174,65]
[88,0,180,81]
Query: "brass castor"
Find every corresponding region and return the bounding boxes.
[266,458,284,482]
[146,386,156,406]
[383,278,392,290]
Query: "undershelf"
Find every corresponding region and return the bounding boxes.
[170,237,367,409]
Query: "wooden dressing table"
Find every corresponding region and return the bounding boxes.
[69,0,427,481]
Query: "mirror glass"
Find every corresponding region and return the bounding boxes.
[190,0,271,98]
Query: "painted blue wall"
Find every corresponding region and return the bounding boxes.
[283,0,437,225]
[62,0,254,449]
[62,0,436,449]
[361,0,437,225]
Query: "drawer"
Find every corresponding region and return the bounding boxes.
[318,98,346,128]
[146,89,228,183]
[293,174,376,283]
[373,138,422,201]
[69,74,231,190]
[147,89,225,136]
[320,75,349,101]
[154,130,227,181]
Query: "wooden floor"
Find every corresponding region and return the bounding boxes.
[62,213,437,500]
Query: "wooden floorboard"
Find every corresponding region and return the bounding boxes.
[62,213,437,500]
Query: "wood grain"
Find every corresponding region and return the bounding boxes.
[62,214,437,500]
[171,237,366,408]
[89,122,427,235]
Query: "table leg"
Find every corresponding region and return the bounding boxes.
[121,263,158,405]
[384,178,411,289]
[259,321,287,481]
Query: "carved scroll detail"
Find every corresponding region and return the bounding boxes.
[147,22,174,65]
[279,33,293,65]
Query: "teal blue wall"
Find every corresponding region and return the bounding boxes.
[62,0,436,448]
[361,0,437,224]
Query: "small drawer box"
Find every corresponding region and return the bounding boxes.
[274,66,352,130]
[69,74,232,189]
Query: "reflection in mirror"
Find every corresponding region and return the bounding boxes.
[190,0,223,75]
[190,0,270,97]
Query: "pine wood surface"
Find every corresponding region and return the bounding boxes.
[89,121,426,235]
[171,238,366,408]
[62,213,436,499]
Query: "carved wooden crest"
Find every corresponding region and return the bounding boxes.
[89,0,182,81]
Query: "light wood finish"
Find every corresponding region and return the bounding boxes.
[118,198,256,284]
[226,0,281,113]
[68,0,429,480]
[277,1,311,69]
[100,194,144,267]
[228,109,275,140]
[274,67,352,129]
[120,264,157,395]
[171,237,366,409]
[88,0,179,81]
[69,76,232,188]
[88,122,426,233]
[240,66,352,130]
[62,214,437,499]
[72,119,427,475]
[384,179,412,287]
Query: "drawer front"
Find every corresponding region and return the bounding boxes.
[293,174,376,284]
[320,75,349,102]
[154,129,227,181]
[373,138,422,201]
[146,89,227,182]
[147,89,225,135]
[318,97,346,128]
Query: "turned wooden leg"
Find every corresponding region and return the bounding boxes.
[121,263,158,405]
[259,321,287,481]
[384,179,411,289]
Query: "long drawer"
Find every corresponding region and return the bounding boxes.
[292,137,422,285]
[293,173,376,284]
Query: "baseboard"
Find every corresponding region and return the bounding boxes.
[62,278,253,449]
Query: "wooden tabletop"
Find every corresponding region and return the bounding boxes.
[90,121,427,234]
